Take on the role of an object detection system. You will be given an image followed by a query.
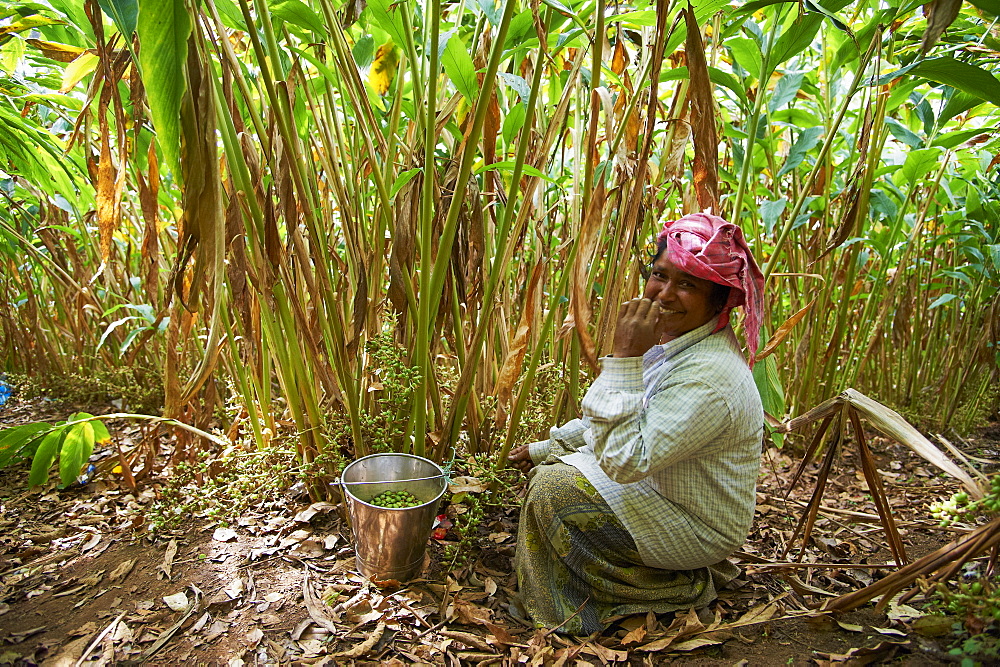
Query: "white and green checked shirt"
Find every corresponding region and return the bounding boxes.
[528,321,763,570]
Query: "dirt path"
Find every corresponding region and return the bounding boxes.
[0,398,993,665]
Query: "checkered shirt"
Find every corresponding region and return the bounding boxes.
[528,321,763,570]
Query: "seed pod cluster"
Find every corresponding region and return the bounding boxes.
[370,489,421,508]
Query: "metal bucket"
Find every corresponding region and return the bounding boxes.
[341,453,447,582]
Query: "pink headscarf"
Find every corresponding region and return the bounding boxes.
[656,212,765,366]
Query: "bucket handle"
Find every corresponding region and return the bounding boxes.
[333,473,448,487]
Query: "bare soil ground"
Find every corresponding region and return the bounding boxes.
[1,395,996,666]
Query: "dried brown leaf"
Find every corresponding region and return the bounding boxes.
[562,137,606,371]
[332,620,385,659]
[661,121,691,181]
[921,0,963,54]
[301,572,340,632]
[911,614,952,637]
[441,629,494,652]
[611,37,627,75]
[725,602,779,629]
[451,597,493,625]
[684,4,718,211]
[494,259,545,425]
[670,636,724,652]
[156,539,177,580]
[449,476,487,494]
[484,621,519,646]
[294,502,337,523]
[757,300,814,361]
[621,623,647,645]
[96,113,118,264]
[213,527,238,542]
[814,639,906,664]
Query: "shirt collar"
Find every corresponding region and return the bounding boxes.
[643,319,719,369]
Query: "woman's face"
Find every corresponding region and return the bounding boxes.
[643,254,720,342]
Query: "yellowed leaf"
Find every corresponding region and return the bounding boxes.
[60,51,98,93]
[26,38,85,63]
[369,42,399,95]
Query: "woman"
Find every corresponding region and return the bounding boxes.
[508,212,765,635]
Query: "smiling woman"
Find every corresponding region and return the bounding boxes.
[508,212,767,635]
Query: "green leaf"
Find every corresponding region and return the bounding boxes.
[440,31,478,102]
[293,46,339,86]
[885,79,921,111]
[885,117,923,149]
[91,419,112,445]
[270,0,324,33]
[760,198,787,235]
[29,427,67,487]
[895,147,943,186]
[364,0,407,58]
[137,0,191,178]
[98,0,138,37]
[987,244,1000,272]
[932,128,993,149]
[606,9,658,26]
[389,167,421,199]
[831,8,895,73]
[475,161,557,183]
[59,421,94,487]
[708,66,749,110]
[727,0,795,25]
[539,0,576,18]
[777,126,823,178]
[0,105,83,199]
[768,70,804,113]
[502,103,526,144]
[928,293,958,309]
[478,0,503,25]
[937,91,984,126]
[966,0,1000,14]
[753,354,785,446]
[46,0,93,38]
[213,0,246,30]
[907,58,1000,108]
[0,14,64,36]
[802,0,850,33]
[0,422,52,468]
[353,35,375,68]
[768,13,823,78]
[727,36,762,80]
[120,326,150,356]
[497,72,531,103]
[503,10,535,50]
[98,315,141,352]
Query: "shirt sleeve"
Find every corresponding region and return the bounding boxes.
[550,418,590,449]
[581,356,730,483]
[528,417,591,464]
[527,440,550,465]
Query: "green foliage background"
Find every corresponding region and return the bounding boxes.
[0,0,998,475]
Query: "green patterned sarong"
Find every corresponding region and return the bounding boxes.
[515,462,739,635]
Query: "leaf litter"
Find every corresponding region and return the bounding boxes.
[0,396,998,664]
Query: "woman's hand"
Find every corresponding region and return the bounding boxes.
[508,444,535,474]
[613,298,664,357]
